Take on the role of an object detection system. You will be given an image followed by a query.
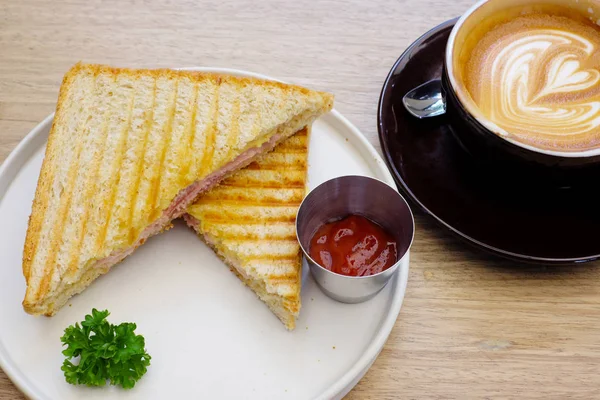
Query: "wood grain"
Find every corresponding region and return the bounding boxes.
[2,0,600,398]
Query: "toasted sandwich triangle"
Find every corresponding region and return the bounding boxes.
[23,63,333,316]
[184,127,309,330]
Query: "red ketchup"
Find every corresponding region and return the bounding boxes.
[309,215,398,277]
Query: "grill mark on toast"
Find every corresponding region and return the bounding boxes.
[36,71,100,300]
[248,85,263,158]
[196,211,297,224]
[188,78,216,180]
[127,76,157,242]
[223,97,241,163]
[194,220,294,227]
[220,234,298,241]
[179,81,200,185]
[253,150,308,157]
[220,182,305,189]
[290,130,308,137]
[221,169,306,184]
[220,176,306,188]
[199,200,302,208]
[200,79,220,176]
[247,151,307,170]
[109,76,153,246]
[273,148,309,154]
[150,77,179,221]
[276,136,307,150]
[65,74,117,278]
[244,164,306,171]
[94,82,136,256]
[244,255,299,262]
[199,189,304,204]
[264,274,299,282]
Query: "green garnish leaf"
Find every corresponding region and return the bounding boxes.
[60,309,151,389]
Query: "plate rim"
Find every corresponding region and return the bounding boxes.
[0,67,409,400]
[377,19,600,265]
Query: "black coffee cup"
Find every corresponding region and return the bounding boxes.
[419,0,600,187]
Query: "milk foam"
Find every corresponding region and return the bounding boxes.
[464,14,600,151]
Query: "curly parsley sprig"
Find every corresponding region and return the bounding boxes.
[60,309,151,389]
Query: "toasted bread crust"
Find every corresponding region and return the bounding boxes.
[58,62,330,101]
[23,63,333,316]
[22,65,90,284]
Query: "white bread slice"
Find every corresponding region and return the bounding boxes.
[23,64,333,316]
[184,127,310,330]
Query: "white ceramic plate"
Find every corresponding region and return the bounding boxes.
[0,68,409,400]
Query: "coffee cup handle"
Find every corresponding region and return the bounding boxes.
[402,79,446,119]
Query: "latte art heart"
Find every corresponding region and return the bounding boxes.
[464,14,600,152]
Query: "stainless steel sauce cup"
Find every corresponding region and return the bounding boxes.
[296,175,415,303]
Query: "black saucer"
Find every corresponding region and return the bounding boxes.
[378,19,600,264]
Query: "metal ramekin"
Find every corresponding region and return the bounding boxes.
[296,175,415,303]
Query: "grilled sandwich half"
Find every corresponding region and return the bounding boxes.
[184,127,310,330]
[23,63,333,316]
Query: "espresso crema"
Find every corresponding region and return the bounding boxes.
[463,13,600,152]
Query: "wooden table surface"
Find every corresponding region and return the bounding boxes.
[2,0,600,398]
